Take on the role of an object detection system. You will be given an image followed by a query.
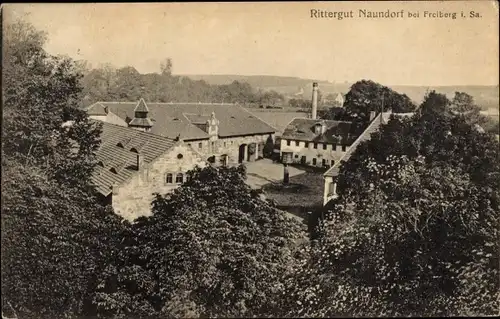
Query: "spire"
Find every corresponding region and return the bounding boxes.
[129,98,153,131]
[134,98,149,113]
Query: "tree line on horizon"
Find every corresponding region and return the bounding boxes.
[77,59,287,107]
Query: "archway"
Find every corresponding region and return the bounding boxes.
[247,143,257,162]
[238,144,247,163]
[207,155,216,165]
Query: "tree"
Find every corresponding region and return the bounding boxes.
[420,90,450,116]
[344,80,416,121]
[160,58,173,76]
[2,18,126,319]
[94,165,306,318]
[285,112,499,317]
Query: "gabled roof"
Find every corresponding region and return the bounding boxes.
[91,121,177,196]
[281,118,356,144]
[86,101,276,140]
[324,112,414,177]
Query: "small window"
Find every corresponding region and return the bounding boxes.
[313,143,318,149]
[295,141,300,146]
[116,142,124,148]
[332,144,337,150]
[211,141,215,148]
[97,161,104,167]
[176,173,184,184]
[331,160,335,166]
[342,145,347,152]
[187,143,192,147]
[198,143,202,149]
[287,140,291,146]
[323,144,327,150]
[312,158,317,166]
[322,159,327,167]
[294,154,299,159]
[165,173,173,184]
[109,167,117,174]
[224,142,227,147]
[177,154,183,159]
[305,142,309,148]
[130,147,138,153]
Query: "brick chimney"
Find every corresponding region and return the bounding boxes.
[311,82,318,120]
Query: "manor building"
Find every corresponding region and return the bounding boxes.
[87,99,276,166]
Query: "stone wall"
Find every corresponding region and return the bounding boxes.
[111,144,206,221]
[186,133,274,164]
[280,139,348,167]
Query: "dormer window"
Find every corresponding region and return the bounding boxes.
[314,123,324,135]
[109,167,118,174]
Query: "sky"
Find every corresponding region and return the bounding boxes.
[4,2,499,86]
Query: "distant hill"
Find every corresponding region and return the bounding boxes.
[183,74,499,110]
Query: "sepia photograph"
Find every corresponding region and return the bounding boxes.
[1,1,499,318]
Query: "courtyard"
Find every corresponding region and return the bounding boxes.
[244,159,325,210]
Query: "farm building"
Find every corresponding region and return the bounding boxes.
[92,121,206,221]
[87,99,276,166]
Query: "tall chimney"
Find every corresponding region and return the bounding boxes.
[311,82,318,120]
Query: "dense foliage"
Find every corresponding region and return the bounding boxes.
[80,63,286,107]
[2,18,126,319]
[93,165,306,318]
[285,109,499,317]
[343,80,417,120]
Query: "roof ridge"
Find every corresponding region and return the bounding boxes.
[240,106,280,132]
[324,113,383,177]
[98,121,177,143]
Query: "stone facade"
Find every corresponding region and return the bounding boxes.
[111,144,206,221]
[280,138,348,167]
[186,133,274,165]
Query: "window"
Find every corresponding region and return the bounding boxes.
[211,141,215,148]
[177,153,183,159]
[313,143,318,149]
[187,143,192,147]
[331,160,335,166]
[198,142,202,149]
[295,141,300,146]
[323,144,327,150]
[322,159,327,167]
[165,173,173,184]
[287,140,291,146]
[294,154,299,159]
[312,158,317,166]
[305,142,309,148]
[176,173,184,184]
[224,142,227,147]
[332,144,337,150]
[342,145,347,152]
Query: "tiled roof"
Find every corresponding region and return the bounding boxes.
[86,101,276,140]
[281,118,355,144]
[129,117,154,127]
[87,103,107,116]
[91,121,177,196]
[324,112,414,177]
